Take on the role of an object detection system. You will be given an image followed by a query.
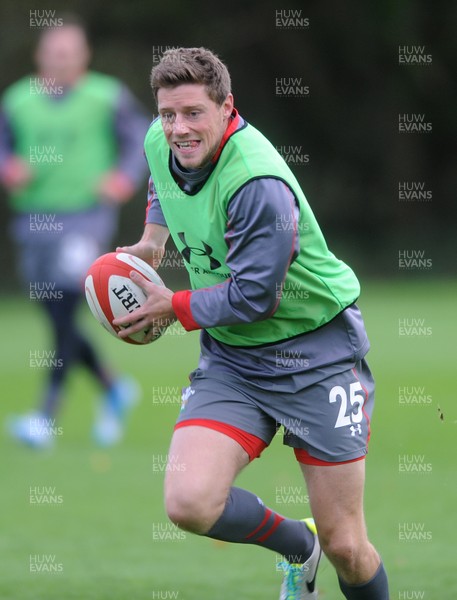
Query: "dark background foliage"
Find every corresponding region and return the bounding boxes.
[1,0,455,288]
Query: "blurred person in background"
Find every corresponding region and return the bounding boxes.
[0,17,150,448]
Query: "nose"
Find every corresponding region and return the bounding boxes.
[172,115,190,135]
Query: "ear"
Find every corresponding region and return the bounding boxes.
[222,93,234,119]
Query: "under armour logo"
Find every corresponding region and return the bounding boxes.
[177,232,222,270]
[350,424,362,436]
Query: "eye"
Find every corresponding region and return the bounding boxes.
[188,111,201,120]
[161,112,175,124]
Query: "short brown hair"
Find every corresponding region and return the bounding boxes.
[150,47,231,106]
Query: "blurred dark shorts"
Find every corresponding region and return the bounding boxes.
[10,205,117,293]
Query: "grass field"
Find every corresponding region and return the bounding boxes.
[1,280,455,599]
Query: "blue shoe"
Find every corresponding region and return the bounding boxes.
[92,377,140,446]
[6,412,55,449]
[279,518,321,599]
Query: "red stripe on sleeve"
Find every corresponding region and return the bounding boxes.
[144,177,155,225]
[171,290,201,331]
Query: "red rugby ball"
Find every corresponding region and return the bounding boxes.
[85,252,167,345]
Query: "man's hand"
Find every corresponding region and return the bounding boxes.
[116,240,165,270]
[117,223,169,269]
[97,170,135,205]
[0,155,33,190]
[113,271,176,344]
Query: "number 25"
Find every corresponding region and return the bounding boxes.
[329,382,365,428]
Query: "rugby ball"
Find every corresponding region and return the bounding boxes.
[85,252,167,345]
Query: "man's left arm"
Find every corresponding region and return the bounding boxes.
[114,178,300,341]
[173,178,300,330]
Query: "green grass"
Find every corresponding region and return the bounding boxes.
[1,280,456,599]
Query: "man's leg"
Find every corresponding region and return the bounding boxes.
[38,292,137,446]
[164,425,316,563]
[165,426,248,532]
[302,460,389,598]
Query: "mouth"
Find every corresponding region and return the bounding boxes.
[174,140,201,154]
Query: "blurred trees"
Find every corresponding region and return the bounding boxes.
[0,0,455,288]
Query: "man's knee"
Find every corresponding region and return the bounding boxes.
[165,481,226,535]
[317,521,368,573]
[320,533,359,571]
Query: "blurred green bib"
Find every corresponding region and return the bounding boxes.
[3,72,120,212]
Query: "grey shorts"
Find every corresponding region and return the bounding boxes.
[175,358,375,464]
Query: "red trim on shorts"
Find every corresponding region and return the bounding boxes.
[294,448,366,466]
[174,418,268,461]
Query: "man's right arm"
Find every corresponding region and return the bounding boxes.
[0,108,32,190]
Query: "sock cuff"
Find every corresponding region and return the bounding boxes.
[339,560,384,589]
[338,561,389,599]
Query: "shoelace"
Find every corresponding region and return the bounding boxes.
[279,562,305,598]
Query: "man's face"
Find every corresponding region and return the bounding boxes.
[35,26,90,85]
[157,84,234,170]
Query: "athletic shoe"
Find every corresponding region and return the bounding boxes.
[6,412,55,449]
[92,376,140,446]
[278,518,321,599]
